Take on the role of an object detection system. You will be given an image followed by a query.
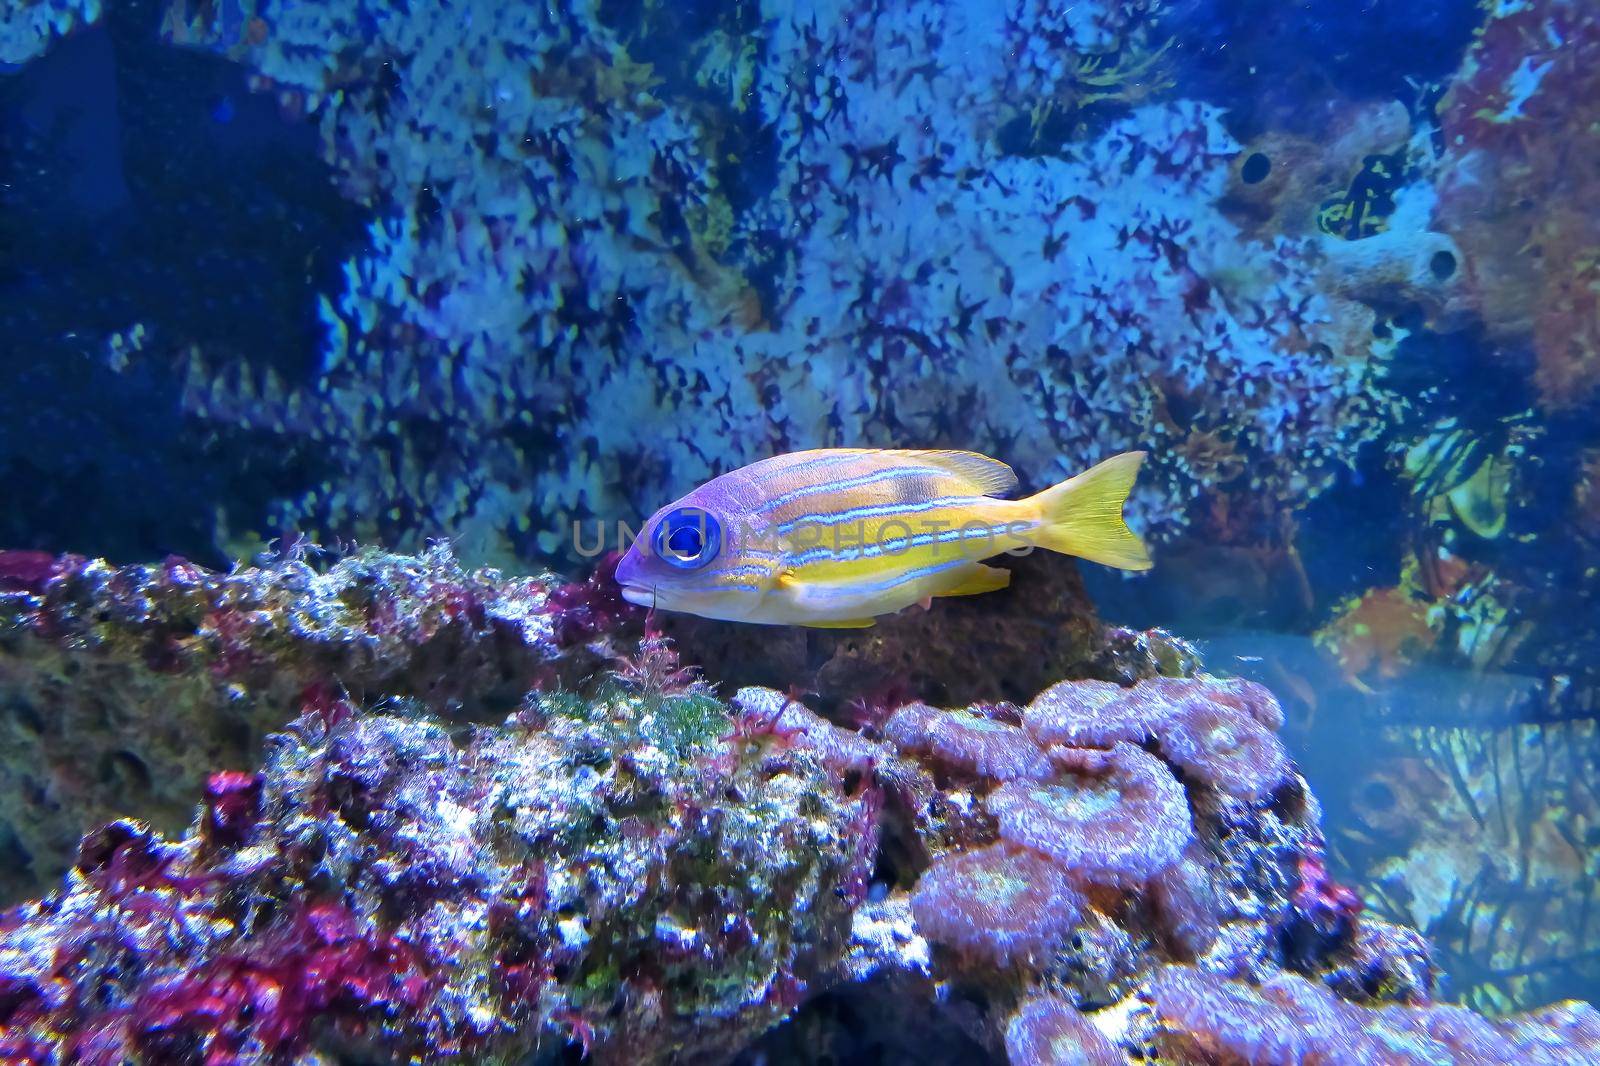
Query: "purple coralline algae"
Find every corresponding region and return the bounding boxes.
[3,549,1596,1062]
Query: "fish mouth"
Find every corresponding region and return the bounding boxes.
[620,584,656,608]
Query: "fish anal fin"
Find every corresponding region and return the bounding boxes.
[937,563,1012,598]
[897,449,1019,497]
[806,617,876,629]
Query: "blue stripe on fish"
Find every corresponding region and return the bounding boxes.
[774,494,988,534]
[759,465,949,514]
[747,451,864,486]
[789,523,1013,565]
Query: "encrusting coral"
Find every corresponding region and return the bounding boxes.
[5,547,1598,1062]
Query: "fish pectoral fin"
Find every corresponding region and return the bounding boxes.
[936,563,1012,598]
[804,617,877,629]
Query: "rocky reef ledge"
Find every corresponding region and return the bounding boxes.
[0,548,1595,1063]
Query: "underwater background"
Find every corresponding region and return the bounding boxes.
[5,0,1600,1061]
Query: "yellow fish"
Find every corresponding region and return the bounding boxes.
[615,449,1152,627]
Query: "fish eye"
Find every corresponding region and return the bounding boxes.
[652,508,722,570]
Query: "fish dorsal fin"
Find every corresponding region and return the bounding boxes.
[897,449,1019,497]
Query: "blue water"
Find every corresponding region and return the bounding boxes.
[4,0,1598,1015]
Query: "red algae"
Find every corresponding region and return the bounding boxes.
[201,770,264,848]
[909,843,1085,967]
[0,550,58,594]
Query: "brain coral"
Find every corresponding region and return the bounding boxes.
[883,701,1052,782]
[1004,993,1123,1066]
[1150,963,1600,1065]
[988,742,1192,888]
[152,0,1396,566]
[908,843,1086,968]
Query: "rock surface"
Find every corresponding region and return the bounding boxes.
[1,549,1596,1063]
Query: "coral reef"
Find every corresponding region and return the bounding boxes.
[142,0,1410,567]
[0,547,1181,904]
[0,545,628,902]
[7,0,1600,1057]
[2,545,1599,1062]
[0,692,874,1063]
[1147,963,1598,1064]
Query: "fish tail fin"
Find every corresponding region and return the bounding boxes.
[1027,451,1153,571]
